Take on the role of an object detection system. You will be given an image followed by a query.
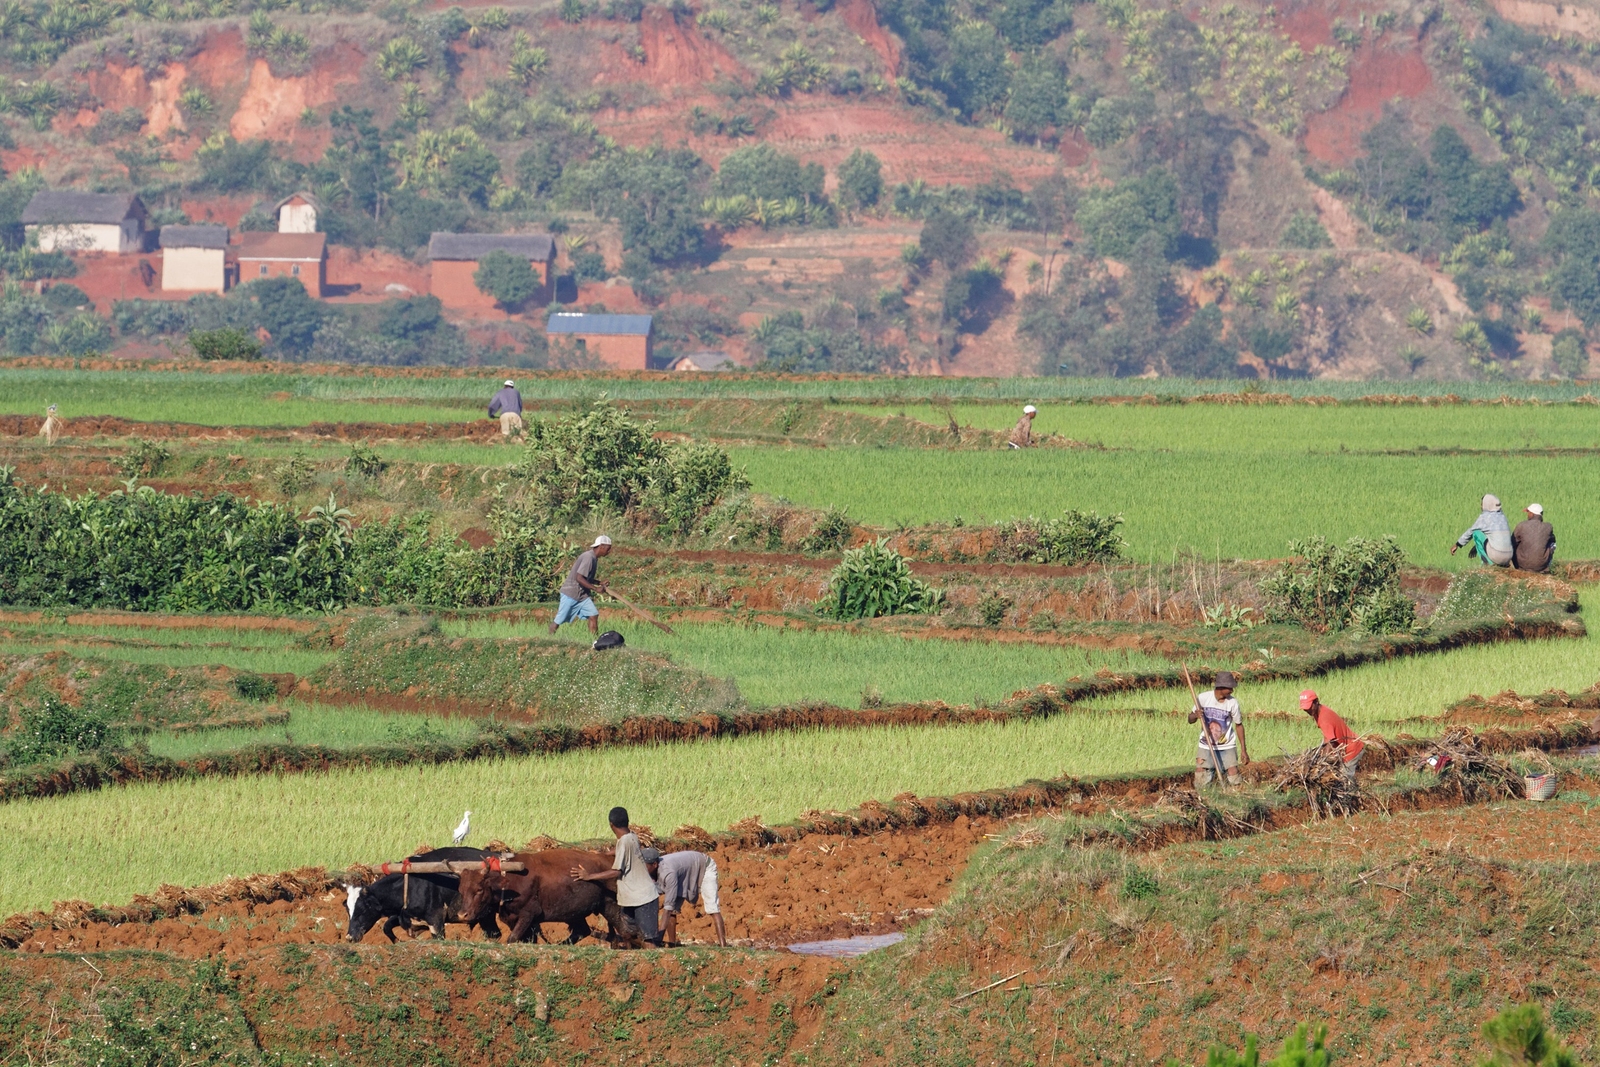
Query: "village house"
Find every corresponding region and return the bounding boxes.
[670,352,733,372]
[22,191,147,254]
[274,192,320,234]
[428,233,555,312]
[546,312,653,370]
[236,232,327,297]
[159,224,228,293]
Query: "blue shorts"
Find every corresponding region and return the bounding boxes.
[554,594,598,624]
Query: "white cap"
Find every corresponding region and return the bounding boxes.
[592,535,612,547]
[1023,405,1037,415]
[1527,503,1544,516]
[1482,494,1501,511]
[504,380,515,387]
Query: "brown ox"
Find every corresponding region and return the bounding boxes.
[456,849,634,944]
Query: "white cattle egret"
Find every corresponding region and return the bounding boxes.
[452,810,472,846]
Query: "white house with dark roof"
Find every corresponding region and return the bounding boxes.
[428,232,556,311]
[274,192,321,234]
[22,191,147,253]
[159,224,229,292]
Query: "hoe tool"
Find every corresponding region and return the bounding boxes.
[607,587,676,635]
[1183,664,1229,789]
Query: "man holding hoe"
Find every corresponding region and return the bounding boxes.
[1188,670,1249,788]
[550,536,612,638]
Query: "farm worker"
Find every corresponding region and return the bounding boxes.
[656,849,726,948]
[1188,670,1249,788]
[1007,405,1038,449]
[1512,503,1557,573]
[549,535,612,637]
[571,807,662,948]
[488,380,523,437]
[1300,690,1363,783]
[1451,493,1513,566]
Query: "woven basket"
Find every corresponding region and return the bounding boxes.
[1524,773,1559,802]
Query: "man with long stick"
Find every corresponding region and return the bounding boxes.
[550,535,613,638]
[1186,669,1249,789]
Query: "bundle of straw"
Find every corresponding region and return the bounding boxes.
[1156,786,1259,837]
[1272,747,1360,818]
[1415,727,1523,801]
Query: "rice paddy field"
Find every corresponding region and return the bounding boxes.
[5,367,1600,928]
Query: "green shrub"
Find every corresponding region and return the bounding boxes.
[979,591,1012,626]
[116,439,171,480]
[800,508,854,553]
[1551,328,1589,379]
[1480,1003,1582,1066]
[1193,1023,1331,1067]
[1261,535,1414,632]
[999,510,1127,565]
[5,696,121,766]
[473,249,540,310]
[344,443,386,480]
[1281,212,1331,249]
[514,403,747,533]
[348,507,567,607]
[189,326,262,361]
[232,672,279,701]
[1121,867,1159,899]
[274,451,316,496]
[818,540,944,620]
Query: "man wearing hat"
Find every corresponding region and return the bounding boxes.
[1008,404,1038,448]
[1300,690,1362,783]
[1187,670,1249,788]
[1451,493,1513,566]
[1512,503,1556,573]
[550,535,613,637]
[488,379,523,437]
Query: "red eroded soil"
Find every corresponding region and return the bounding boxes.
[1303,38,1433,165]
[12,815,1004,957]
[837,0,901,76]
[635,7,746,89]
[230,47,362,158]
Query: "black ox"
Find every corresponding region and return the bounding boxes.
[345,847,503,943]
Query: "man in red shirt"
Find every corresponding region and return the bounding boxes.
[1301,690,1363,783]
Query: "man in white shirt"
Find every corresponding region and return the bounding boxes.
[1187,670,1249,788]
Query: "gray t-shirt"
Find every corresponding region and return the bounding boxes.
[559,550,598,601]
[658,851,709,913]
[612,832,658,908]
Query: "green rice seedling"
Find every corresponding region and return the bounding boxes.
[1083,622,1600,729]
[137,701,481,759]
[727,447,1600,565]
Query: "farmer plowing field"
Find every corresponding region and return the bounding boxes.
[1187,670,1249,789]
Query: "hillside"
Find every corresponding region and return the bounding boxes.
[3,0,1600,378]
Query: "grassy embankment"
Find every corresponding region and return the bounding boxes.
[819,794,1600,1065]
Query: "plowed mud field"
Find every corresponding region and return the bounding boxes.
[11,814,1005,957]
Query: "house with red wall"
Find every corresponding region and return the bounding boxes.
[428,233,555,312]
[546,313,653,370]
[235,232,327,296]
